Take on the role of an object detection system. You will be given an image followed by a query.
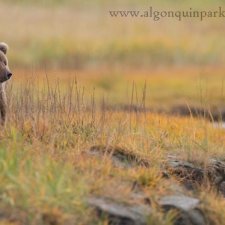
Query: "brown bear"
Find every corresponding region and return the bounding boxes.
[0,42,12,125]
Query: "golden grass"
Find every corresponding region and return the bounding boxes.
[0,69,225,224]
[1,1,225,224]
[10,67,225,109]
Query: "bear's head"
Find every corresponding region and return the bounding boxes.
[0,42,12,83]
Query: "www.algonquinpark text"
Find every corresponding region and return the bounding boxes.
[109,7,225,21]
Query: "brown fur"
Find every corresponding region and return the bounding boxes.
[0,42,12,125]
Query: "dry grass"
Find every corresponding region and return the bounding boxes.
[10,67,225,109]
[0,70,224,224]
[0,1,225,224]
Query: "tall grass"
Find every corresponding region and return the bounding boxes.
[0,71,224,224]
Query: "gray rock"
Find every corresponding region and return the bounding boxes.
[159,195,206,225]
[166,159,204,190]
[88,145,150,168]
[88,195,207,225]
[88,197,150,225]
[208,159,225,185]
[166,158,225,194]
[188,209,206,225]
[159,195,199,211]
[219,181,225,197]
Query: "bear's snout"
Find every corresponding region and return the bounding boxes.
[6,72,12,80]
[0,70,12,83]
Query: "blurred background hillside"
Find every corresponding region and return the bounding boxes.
[1,0,225,110]
[1,0,225,70]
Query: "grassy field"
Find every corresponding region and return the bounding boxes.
[10,67,225,110]
[1,1,225,225]
[1,75,225,224]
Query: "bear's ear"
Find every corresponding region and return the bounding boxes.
[0,42,8,54]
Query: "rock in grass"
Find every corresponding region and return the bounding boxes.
[88,197,150,225]
[159,195,206,225]
[167,158,225,196]
[159,195,199,211]
[219,181,225,197]
[88,145,150,168]
[88,195,207,225]
[166,159,204,189]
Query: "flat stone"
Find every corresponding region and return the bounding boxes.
[88,197,150,225]
[159,195,206,225]
[159,195,199,211]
